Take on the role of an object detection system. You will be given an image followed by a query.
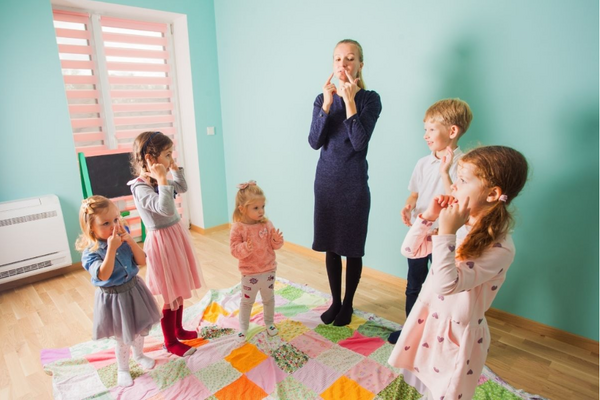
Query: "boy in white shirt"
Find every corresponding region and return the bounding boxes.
[388,98,473,344]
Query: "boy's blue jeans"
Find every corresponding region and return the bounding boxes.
[405,254,432,317]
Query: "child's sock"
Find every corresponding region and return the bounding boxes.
[266,324,278,337]
[175,306,198,341]
[117,370,133,387]
[161,308,196,357]
[115,339,133,387]
[132,335,155,370]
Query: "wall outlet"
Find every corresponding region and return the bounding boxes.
[207,126,215,136]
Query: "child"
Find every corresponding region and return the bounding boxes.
[389,98,473,344]
[129,131,203,357]
[388,146,529,400]
[76,195,161,387]
[229,181,284,339]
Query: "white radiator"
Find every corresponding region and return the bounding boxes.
[0,195,72,283]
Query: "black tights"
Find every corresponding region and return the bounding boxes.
[320,252,363,326]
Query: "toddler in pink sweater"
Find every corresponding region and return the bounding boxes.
[230,181,284,339]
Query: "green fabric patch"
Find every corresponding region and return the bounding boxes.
[199,326,235,340]
[474,380,523,400]
[275,303,310,317]
[275,375,319,400]
[357,321,396,340]
[195,359,242,393]
[375,374,421,400]
[97,359,144,389]
[149,357,190,390]
[272,343,309,374]
[276,286,305,301]
[314,324,353,343]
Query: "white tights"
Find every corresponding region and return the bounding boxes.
[115,336,155,387]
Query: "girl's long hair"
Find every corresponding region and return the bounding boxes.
[130,131,173,188]
[457,146,528,260]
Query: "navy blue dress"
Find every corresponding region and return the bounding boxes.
[309,90,382,258]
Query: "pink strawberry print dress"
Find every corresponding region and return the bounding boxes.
[388,216,515,400]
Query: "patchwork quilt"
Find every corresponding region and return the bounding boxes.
[42,278,546,399]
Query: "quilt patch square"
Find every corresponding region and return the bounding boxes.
[275,375,319,400]
[277,319,310,342]
[321,375,375,400]
[315,345,364,375]
[214,374,268,399]
[245,357,288,393]
[224,342,268,373]
[345,357,396,395]
[149,357,191,390]
[271,343,310,374]
[314,323,354,343]
[291,359,341,394]
[195,359,242,393]
[338,330,386,357]
[289,330,334,358]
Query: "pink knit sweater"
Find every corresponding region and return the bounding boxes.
[229,220,284,275]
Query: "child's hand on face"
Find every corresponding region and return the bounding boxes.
[117,220,133,244]
[438,197,470,235]
[401,204,413,227]
[439,146,453,175]
[422,195,456,221]
[245,238,253,251]
[148,162,167,179]
[169,161,179,171]
[107,225,123,250]
[272,228,284,242]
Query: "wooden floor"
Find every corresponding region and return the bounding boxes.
[0,227,597,399]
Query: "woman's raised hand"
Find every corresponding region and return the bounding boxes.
[438,196,470,235]
[338,70,360,102]
[322,72,337,113]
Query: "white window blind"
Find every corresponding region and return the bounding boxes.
[53,9,185,238]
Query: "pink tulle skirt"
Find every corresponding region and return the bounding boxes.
[144,221,203,310]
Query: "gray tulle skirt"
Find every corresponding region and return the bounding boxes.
[93,276,161,345]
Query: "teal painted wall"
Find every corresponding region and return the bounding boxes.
[0,0,228,264]
[214,0,599,339]
[0,0,82,256]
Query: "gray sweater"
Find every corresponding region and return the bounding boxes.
[128,168,187,231]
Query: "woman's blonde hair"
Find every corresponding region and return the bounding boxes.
[336,39,366,90]
[75,195,115,252]
[457,146,528,260]
[232,181,267,223]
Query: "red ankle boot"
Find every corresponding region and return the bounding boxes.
[161,308,196,357]
[175,306,198,340]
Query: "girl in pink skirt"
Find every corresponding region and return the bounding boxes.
[129,131,203,357]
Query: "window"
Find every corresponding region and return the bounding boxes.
[53,9,185,238]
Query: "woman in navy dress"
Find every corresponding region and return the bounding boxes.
[308,39,382,326]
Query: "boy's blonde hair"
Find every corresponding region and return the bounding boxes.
[75,195,115,252]
[424,98,473,136]
[232,181,267,223]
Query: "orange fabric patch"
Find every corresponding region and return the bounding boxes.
[202,302,230,323]
[321,375,375,400]
[214,374,268,400]
[181,337,209,348]
[224,342,269,373]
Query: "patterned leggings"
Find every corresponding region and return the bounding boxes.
[239,271,276,332]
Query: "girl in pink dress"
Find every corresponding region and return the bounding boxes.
[388,146,528,400]
[129,131,203,357]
